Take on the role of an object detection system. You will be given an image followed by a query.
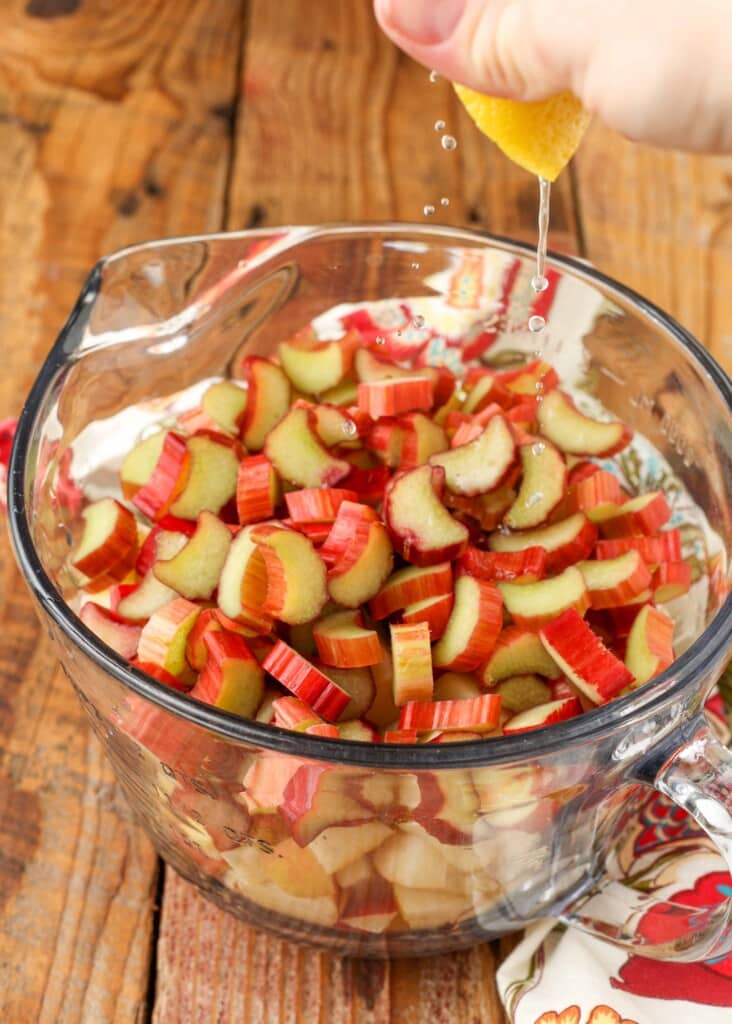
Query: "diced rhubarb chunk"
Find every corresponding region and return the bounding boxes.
[399,693,501,733]
[537,389,632,456]
[390,622,433,705]
[153,510,231,600]
[169,434,240,520]
[131,431,191,521]
[278,330,359,394]
[497,358,559,397]
[398,591,454,640]
[284,488,358,524]
[384,465,469,567]
[498,565,590,631]
[325,517,393,608]
[625,604,675,685]
[504,441,567,529]
[357,376,434,418]
[653,561,692,603]
[595,530,682,567]
[238,356,291,451]
[200,380,248,436]
[262,641,350,722]
[217,527,273,633]
[312,610,382,668]
[313,663,376,721]
[578,549,652,609]
[429,414,516,496]
[190,631,264,716]
[432,574,503,671]
[252,524,328,625]
[265,406,350,488]
[481,627,562,684]
[459,545,546,583]
[137,597,202,680]
[272,695,323,731]
[369,562,453,620]
[495,674,552,713]
[70,498,138,588]
[558,469,624,522]
[539,608,633,705]
[599,491,672,538]
[398,412,448,469]
[489,512,597,574]
[236,454,280,525]
[502,697,582,734]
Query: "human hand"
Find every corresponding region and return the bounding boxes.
[374,0,732,152]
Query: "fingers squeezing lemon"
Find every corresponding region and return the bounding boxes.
[453,86,590,181]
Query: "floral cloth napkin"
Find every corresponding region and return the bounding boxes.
[495,688,732,1024]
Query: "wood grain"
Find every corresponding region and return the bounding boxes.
[0,0,244,1020]
[154,871,509,1024]
[573,122,732,373]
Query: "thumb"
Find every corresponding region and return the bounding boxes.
[374,0,577,100]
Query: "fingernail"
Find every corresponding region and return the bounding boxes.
[377,0,466,45]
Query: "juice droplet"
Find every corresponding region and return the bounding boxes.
[440,197,450,206]
[413,315,425,328]
[342,420,358,438]
[441,134,458,151]
[531,441,546,456]
[423,204,436,216]
[525,491,544,509]
[429,70,440,83]
[411,261,421,270]
[531,274,549,293]
[528,315,545,333]
[434,119,446,132]
[375,335,385,346]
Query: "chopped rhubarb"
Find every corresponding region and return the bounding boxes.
[653,561,692,602]
[384,465,469,567]
[599,491,672,538]
[285,487,359,524]
[595,530,682,566]
[498,566,590,631]
[459,545,546,583]
[357,376,434,418]
[390,622,434,705]
[399,693,501,733]
[578,550,652,609]
[191,631,264,716]
[132,431,191,521]
[489,512,597,574]
[236,454,280,525]
[432,574,503,671]
[537,389,632,456]
[429,414,516,496]
[502,697,582,734]
[539,608,633,705]
[262,641,350,722]
[369,562,453,620]
[625,605,675,685]
[312,610,382,668]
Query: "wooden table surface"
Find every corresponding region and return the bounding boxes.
[1,1,731,1021]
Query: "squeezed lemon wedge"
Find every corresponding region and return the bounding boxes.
[453,86,590,181]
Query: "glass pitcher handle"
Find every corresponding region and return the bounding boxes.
[559,716,732,961]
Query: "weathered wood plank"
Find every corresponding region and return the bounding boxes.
[155,871,509,1024]
[573,122,732,373]
[225,0,578,250]
[0,1,244,1020]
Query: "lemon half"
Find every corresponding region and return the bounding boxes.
[453,86,590,181]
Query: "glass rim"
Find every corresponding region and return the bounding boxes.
[8,222,732,769]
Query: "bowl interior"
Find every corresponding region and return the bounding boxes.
[12,224,732,763]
